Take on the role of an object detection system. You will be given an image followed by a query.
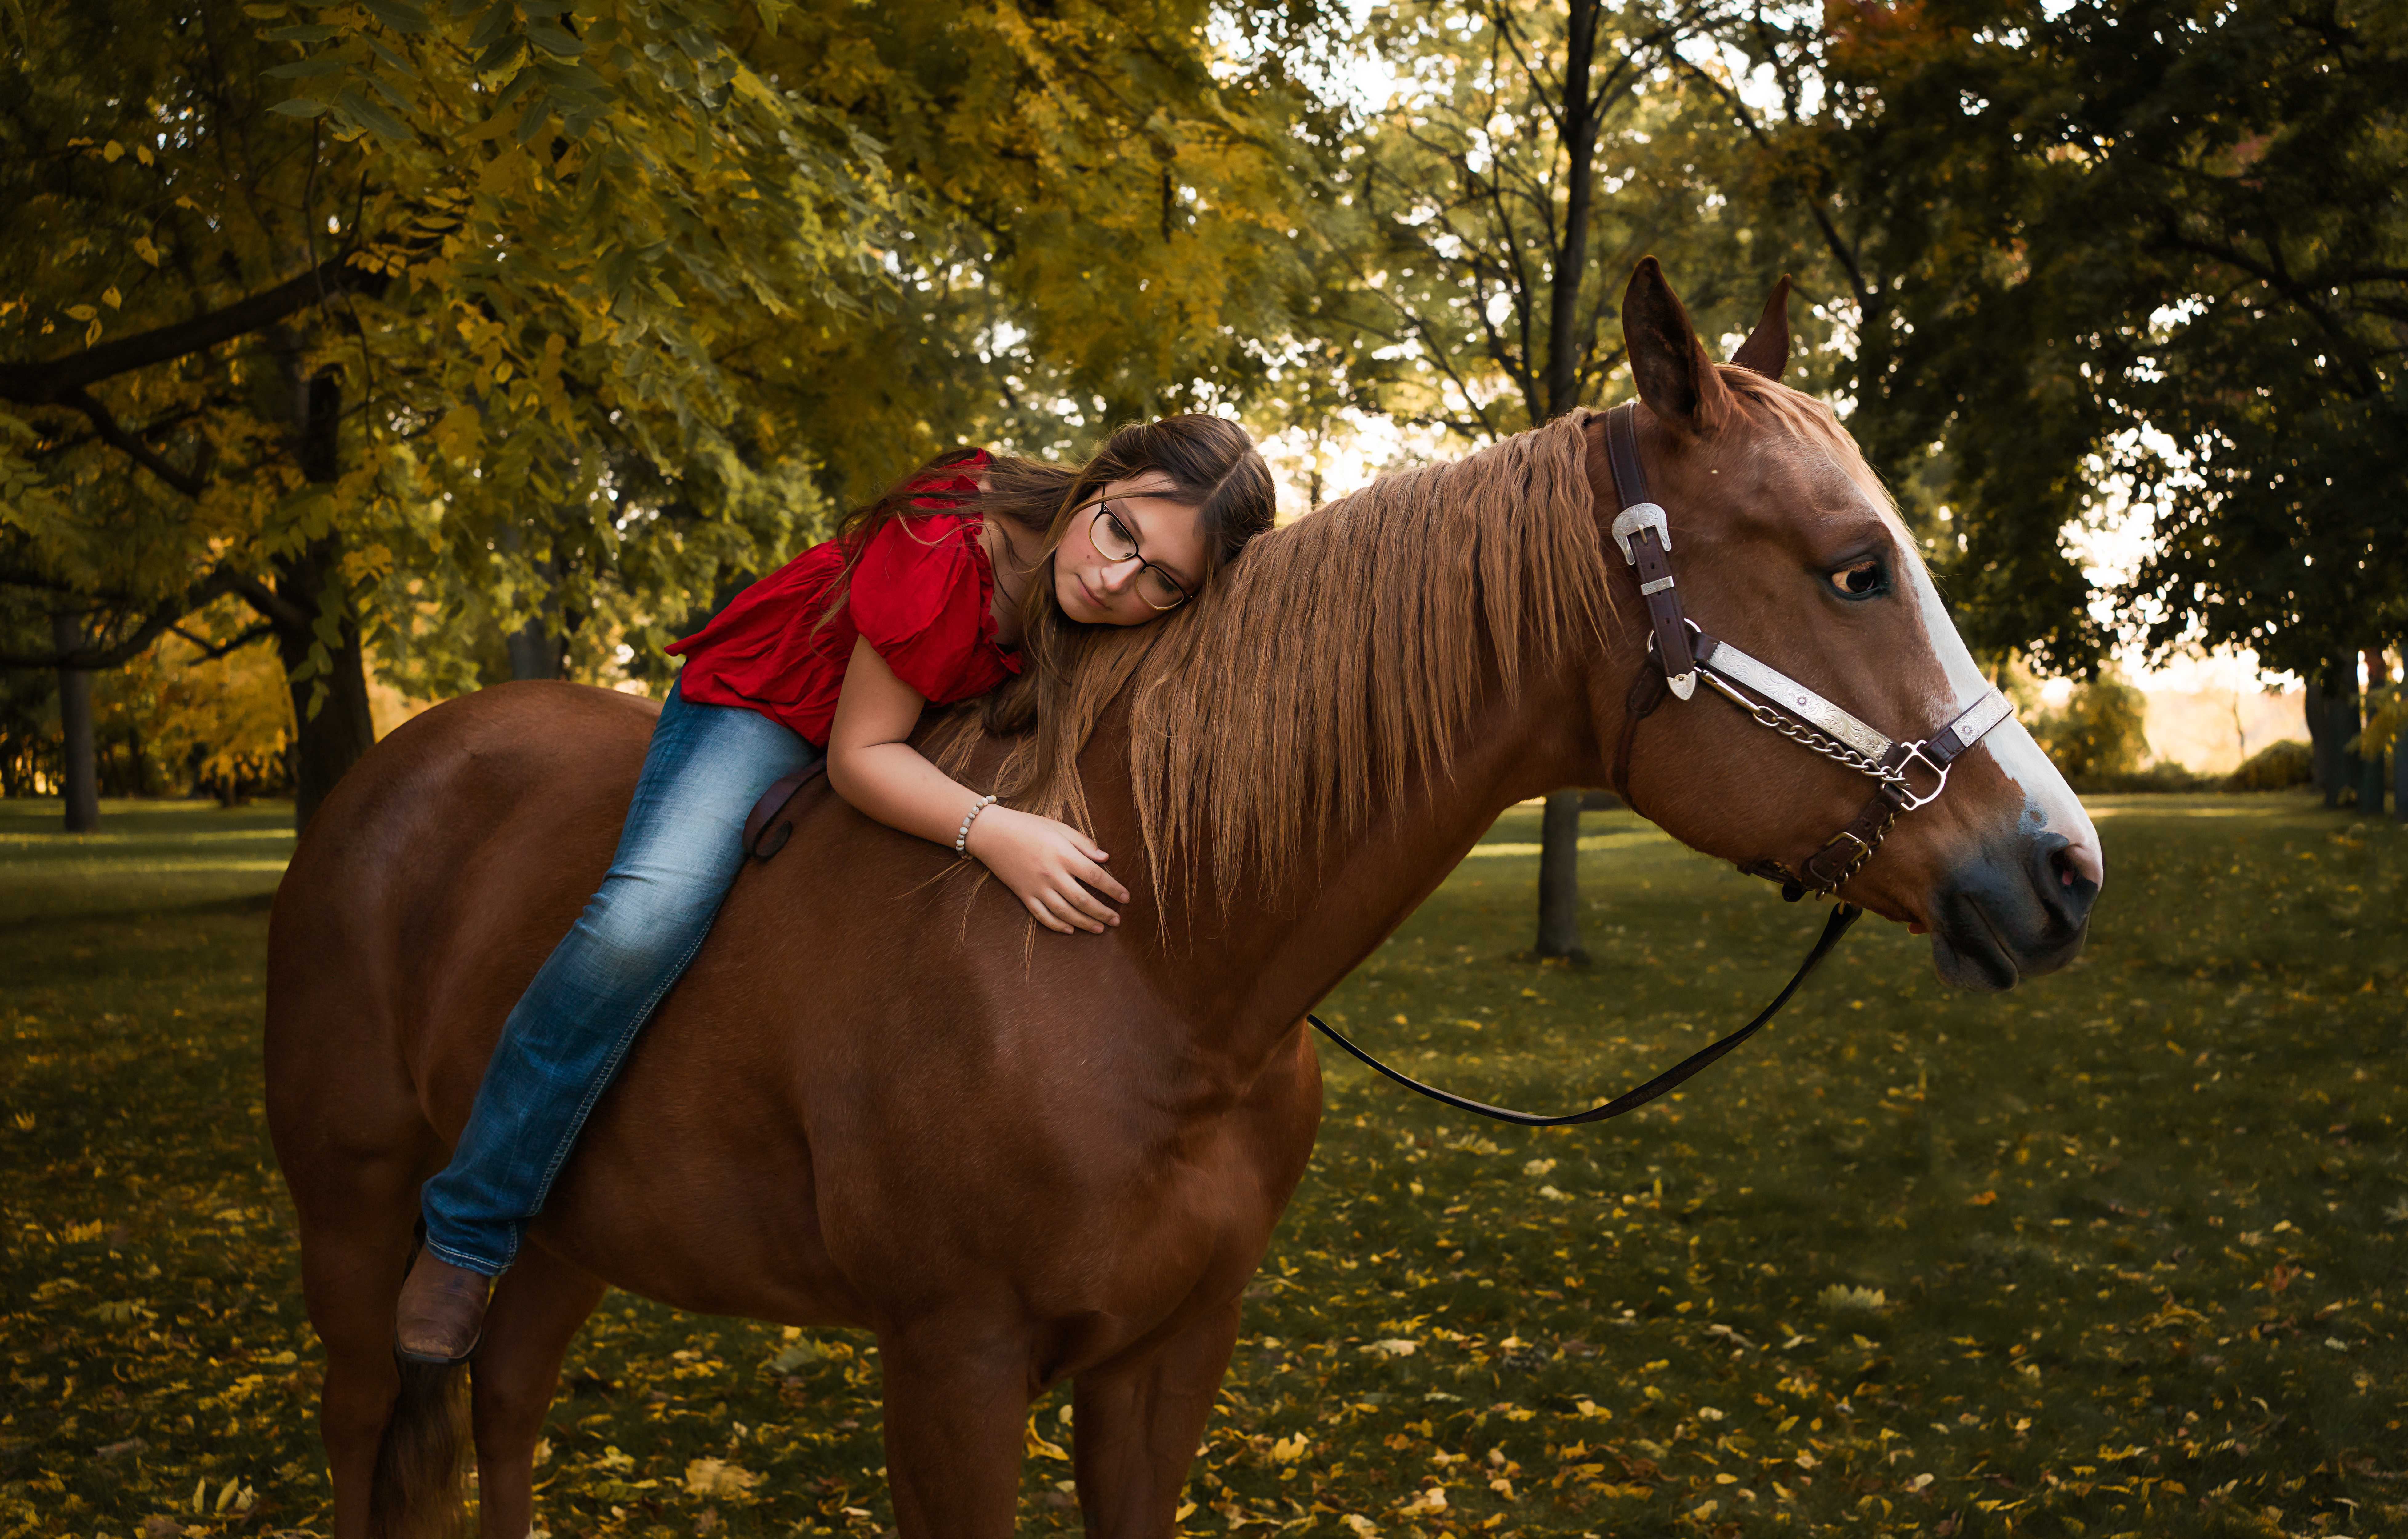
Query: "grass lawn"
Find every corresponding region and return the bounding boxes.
[3,791,2403,1538]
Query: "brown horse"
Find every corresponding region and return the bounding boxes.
[266,260,2101,1538]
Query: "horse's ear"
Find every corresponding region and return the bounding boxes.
[1731,275,1792,381]
[1622,256,1733,438]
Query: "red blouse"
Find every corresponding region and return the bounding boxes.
[664,451,1020,746]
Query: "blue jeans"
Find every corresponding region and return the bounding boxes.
[418,679,821,1275]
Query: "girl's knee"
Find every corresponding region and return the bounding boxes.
[571,884,719,970]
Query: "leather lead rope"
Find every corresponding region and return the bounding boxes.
[1307,903,1859,1128]
[1316,399,2015,1127]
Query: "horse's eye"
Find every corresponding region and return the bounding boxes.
[1830,559,1884,598]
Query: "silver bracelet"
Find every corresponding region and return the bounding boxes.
[954,794,998,856]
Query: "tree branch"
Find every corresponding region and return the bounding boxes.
[0,247,391,405]
[1671,52,1876,316]
[0,566,245,669]
[55,387,205,498]
[2156,228,2383,399]
[170,619,277,661]
[226,570,314,632]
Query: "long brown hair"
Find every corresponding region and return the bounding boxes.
[928,413,1611,915]
[815,420,1273,699]
[809,447,1072,637]
[980,414,1275,738]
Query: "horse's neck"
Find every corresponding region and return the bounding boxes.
[1133,668,1606,1075]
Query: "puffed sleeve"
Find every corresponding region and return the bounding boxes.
[847,515,1010,702]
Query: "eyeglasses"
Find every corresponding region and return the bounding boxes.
[1077,500,1193,611]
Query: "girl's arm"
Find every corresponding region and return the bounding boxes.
[824,636,1130,934]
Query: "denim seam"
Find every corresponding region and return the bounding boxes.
[514,902,727,1235]
[420,1235,510,1277]
[420,682,817,1275]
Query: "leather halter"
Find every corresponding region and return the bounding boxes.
[1600,402,2015,900]
[1304,400,2018,1128]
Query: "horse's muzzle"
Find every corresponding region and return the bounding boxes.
[1927,830,2100,992]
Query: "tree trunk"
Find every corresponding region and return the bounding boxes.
[50,611,100,832]
[1533,789,1590,962]
[2394,718,2406,825]
[2328,667,2362,811]
[1543,0,1602,421]
[2306,680,2334,796]
[501,520,569,681]
[271,534,378,831]
[270,364,377,832]
[1533,0,1602,963]
[505,618,564,681]
[2361,647,2390,818]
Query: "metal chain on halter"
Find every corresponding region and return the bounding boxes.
[1700,674,1911,789]
[1311,399,2022,1131]
[1603,400,2017,905]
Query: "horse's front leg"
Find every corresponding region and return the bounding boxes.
[879,1317,1037,1539]
[1071,1299,1243,1539]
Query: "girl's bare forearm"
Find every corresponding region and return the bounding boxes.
[824,741,986,850]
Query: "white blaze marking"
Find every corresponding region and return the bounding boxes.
[1882,512,2102,889]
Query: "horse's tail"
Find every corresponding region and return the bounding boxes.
[367,1357,470,1539]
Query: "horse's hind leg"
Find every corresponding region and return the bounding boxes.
[469,1242,606,1539]
[1071,1300,1243,1539]
[286,1142,446,1539]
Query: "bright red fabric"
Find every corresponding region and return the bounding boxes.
[664,452,1018,746]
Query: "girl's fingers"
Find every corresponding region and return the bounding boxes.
[1024,894,1072,935]
[1063,884,1117,927]
[1055,860,1121,922]
[1067,853,1131,906]
[1042,888,1101,934]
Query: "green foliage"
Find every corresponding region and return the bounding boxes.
[1818,0,2408,677]
[1,0,1335,715]
[2068,760,2221,795]
[2029,673,2151,782]
[1307,0,1826,443]
[95,606,297,801]
[711,1,1338,497]
[5,795,2403,1535]
[2226,738,2314,793]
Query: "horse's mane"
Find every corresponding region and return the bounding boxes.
[927,411,1613,914]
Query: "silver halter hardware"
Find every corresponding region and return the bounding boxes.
[1601,402,2014,896]
[1610,503,1672,563]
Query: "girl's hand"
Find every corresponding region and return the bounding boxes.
[963,805,1130,934]
[825,640,1125,932]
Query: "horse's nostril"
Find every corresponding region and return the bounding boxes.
[2058,836,2104,891]
[2034,835,2100,929]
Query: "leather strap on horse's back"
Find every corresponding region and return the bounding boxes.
[743,759,829,861]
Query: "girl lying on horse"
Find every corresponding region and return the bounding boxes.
[394,415,1278,1363]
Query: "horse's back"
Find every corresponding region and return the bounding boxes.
[265,682,659,1158]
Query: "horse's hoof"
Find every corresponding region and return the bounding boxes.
[395,1253,493,1365]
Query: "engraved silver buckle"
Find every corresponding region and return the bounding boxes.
[1610,502,1672,564]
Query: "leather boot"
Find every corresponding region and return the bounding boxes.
[395,1252,492,1365]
